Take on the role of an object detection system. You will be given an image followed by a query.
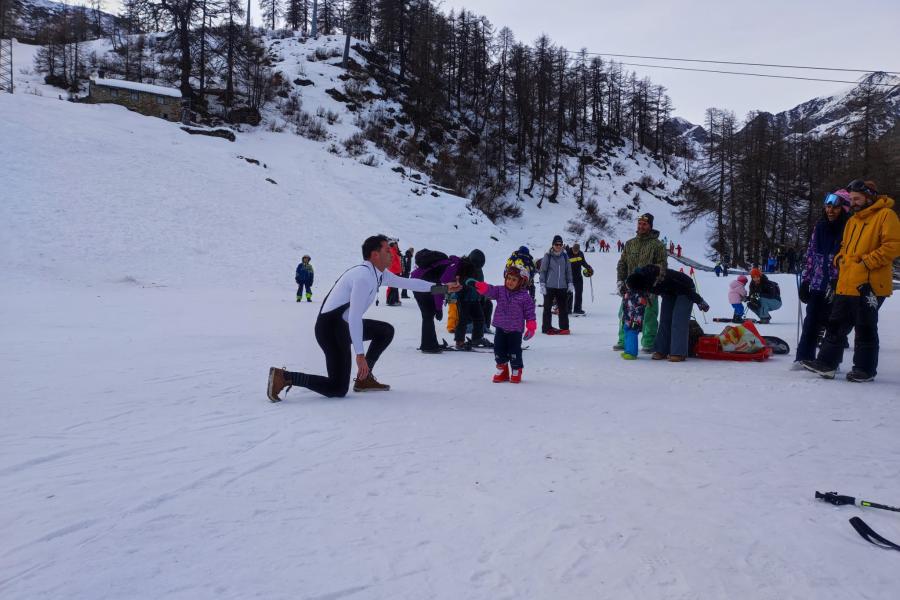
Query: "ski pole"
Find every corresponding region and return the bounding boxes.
[795,272,802,347]
[815,491,900,513]
[589,277,594,304]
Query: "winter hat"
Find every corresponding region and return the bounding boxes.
[750,268,762,278]
[625,269,653,291]
[737,275,748,284]
[468,249,486,269]
[302,255,311,261]
[552,234,564,246]
[518,245,531,256]
[638,213,655,228]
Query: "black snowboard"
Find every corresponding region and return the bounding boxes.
[762,336,790,355]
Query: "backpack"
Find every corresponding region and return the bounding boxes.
[415,248,449,269]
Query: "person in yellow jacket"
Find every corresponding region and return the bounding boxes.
[802,180,900,382]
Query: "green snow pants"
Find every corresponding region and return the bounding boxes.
[618,294,659,350]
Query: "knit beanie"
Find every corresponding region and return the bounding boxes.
[750,268,762,278]
[737,275,748,284]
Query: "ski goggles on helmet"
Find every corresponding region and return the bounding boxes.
[823,193,846,207]
[847,179,877,196]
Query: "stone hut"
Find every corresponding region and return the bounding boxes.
[87,76,182,121]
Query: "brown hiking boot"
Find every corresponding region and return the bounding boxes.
[668,355,686,363]
[267,367,291,402]
[651,352,667,360]
[353,373,391,392]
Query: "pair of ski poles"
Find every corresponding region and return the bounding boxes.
[816,491,900,552]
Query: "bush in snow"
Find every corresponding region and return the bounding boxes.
[294,111,328,141]
[612,161,627,177]
[342,132,367,157]
[360,154,380,167]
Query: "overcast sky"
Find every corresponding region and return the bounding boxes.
[438,0,898,124]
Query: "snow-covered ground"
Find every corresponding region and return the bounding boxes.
[3,57,900,600]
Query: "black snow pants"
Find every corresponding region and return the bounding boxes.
[817,292,884,376]
[292,303,394,397]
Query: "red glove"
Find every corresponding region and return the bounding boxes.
[474,281,489,295]
[524,320,537,341]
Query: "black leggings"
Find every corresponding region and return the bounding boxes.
[296,308,394,397]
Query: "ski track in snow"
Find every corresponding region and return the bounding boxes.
[3,45,900,600]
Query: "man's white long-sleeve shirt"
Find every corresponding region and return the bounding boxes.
[321,262,435,355]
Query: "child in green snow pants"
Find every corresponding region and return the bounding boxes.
[618,294,658,350]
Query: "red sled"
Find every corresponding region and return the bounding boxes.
[693,321,773,362]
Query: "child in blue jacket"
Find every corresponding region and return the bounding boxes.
[296,256,314,302]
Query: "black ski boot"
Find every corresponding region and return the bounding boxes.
[846,369,874,383]
[801,360,836,379]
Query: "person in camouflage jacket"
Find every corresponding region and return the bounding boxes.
[614,213,667,351]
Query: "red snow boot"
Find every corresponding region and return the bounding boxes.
[556,329,570,335]
[493,363,510,383]
[510,368,523,384]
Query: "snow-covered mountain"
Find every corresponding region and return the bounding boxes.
[777,72,900,137]
[11,0,124,41]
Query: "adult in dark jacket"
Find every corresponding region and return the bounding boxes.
[539,235,574,334]
[626,265,709,361]
[400,247,414,298]
[454,249,488,348]
[410,251,461,353]
[794,191,850,364]
[567,242,593,314]
[748,268,782,323]
[295,255,314,302]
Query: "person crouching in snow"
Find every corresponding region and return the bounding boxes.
[621,285,648,360]
[728,275,749,323]
[626,265,710,362]
[471,264,537,383]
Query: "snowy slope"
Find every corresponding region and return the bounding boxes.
[3,44,900,600]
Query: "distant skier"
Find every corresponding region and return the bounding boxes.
[410,249,461,354]
[400,247,414,299]
[567,242,593,315]
[713,262,723,277]
[453,249,489,350]
[295,255,314,302]
[385,240,403,306]
[267,235,462,400]
[539,235,574,334]
[472,263,537,383]
[676,244,682,258]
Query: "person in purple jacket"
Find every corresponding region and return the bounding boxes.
[473,264,537,384]
[410,249,462,353]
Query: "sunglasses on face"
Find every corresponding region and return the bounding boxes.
[553,243,563,247]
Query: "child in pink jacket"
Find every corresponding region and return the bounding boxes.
[728,275,749,323]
